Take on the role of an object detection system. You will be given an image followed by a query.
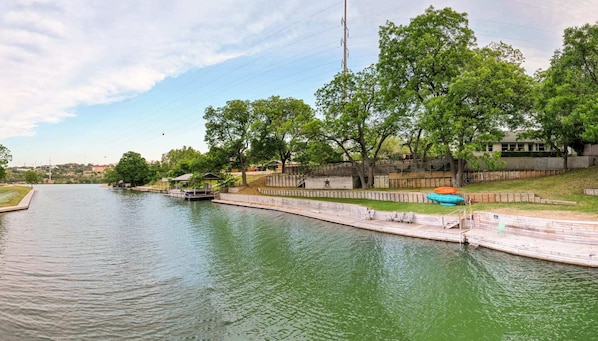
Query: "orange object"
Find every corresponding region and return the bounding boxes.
[434,187,457,194]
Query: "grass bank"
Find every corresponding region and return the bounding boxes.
[0,185,33,207]
[239,167,598,219]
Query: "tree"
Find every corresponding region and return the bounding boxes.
[293,139,343,167]
[526,23,598,169]
[315,65,406,188]
[103,167,119,185]
[250,96,315,173]
[0,145,12,181]
[25,170,39,185]
[161,146,202,176]
[423,43,533,185]
[378,7,532,187]
[114,151,151,187]
[378,6,475,167]
[204,100,253,186]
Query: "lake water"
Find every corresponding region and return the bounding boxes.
[1,184,597,340]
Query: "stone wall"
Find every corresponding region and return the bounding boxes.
[500,156,595,170]
[217,193,458,227]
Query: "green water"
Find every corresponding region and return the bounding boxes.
[0,185,596,340]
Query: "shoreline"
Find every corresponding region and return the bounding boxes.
[0,187,35,213]
[214,193,598,268]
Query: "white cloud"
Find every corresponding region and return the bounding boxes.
[1,0,598,145]
[0,0,310,139]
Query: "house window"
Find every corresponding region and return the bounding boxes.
[487,144,493,152]
[502,144,509,152]
[538,143,545,152]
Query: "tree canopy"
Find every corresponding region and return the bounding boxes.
[525,22,598,169]
[25,170,39,185]
[204,100,253,186]
[315,65,406,188]
[188,7,597,188]
[378,6,533,186]
[114,151,151,187]
[251,96,314,173]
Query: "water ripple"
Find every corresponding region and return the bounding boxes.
[1,185,598,340]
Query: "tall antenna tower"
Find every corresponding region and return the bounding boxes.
[342,0,348,76]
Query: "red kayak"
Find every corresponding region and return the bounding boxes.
[434,187,457,194]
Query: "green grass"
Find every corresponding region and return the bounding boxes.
[290,167,598,215]
[0,185,32,207]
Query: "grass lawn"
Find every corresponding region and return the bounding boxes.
[241,167,598,218]
[0,185,33,207]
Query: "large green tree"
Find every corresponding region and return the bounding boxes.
[114,151,151,187]
[378,7,532,187]
[525,22,598,169]
[424,43,533,185]
[378,6,475,166]
[204,100,253,186]
[161,146,201,176]
[25,169,39,185]
[250,96,314,173]
[315,65,406,188]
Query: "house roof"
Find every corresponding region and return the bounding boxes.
[202,172,221,180]
[171,172,221,181]
[172,173,192,181]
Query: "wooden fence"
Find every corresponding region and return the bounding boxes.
[267,169,568,190]
[465,169,566,183]
[256,188,575,205]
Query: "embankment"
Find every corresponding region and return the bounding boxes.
[214,193,598,267]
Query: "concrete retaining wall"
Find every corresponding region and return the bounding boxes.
[474,211,598,245]
[217,193,458,227]
[265,174,304,188]
[305,176,354,189]
[219,193,366,220]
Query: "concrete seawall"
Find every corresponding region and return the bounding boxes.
[0,187,35,213]
[214,193,598,267]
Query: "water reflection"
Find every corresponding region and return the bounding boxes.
[0,185,597,340]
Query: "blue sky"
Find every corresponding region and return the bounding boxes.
[1,0,597,167]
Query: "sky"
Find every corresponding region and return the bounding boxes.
[1,0,597,167]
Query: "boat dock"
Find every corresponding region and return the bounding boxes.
[167,189,215,201]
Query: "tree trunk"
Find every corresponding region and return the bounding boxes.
[367,161,375,188]
[239,152,247,186]
[455,158,465,188]
[353,160,367,189]
[447,153,466,188]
